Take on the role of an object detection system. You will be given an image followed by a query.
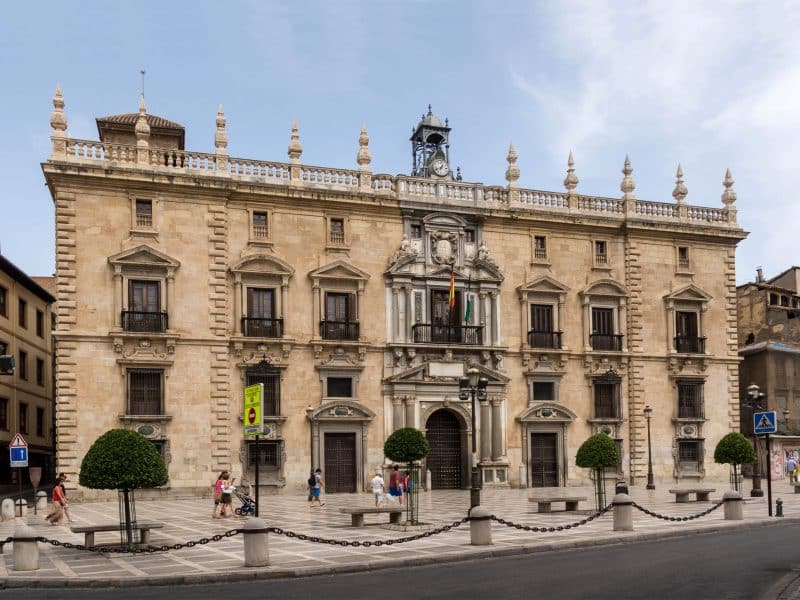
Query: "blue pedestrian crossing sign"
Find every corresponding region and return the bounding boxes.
[8,433,28,468]
[753,411,777,435]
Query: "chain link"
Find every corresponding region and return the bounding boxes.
[631,500,723,521]
[0,536,13,553]
[489,504,613,531]
[34,529,242,554]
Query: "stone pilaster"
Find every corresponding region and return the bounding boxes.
[625,236,646,482]
[480,400,491,461]
[725,247,741,429]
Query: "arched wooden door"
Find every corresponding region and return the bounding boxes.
[425,409,463,489]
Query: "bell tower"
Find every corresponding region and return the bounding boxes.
[410,105,452,179]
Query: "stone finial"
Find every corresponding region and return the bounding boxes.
[215,104,228,152]
[356,125,371,171]
[50,84,67,134]
[505,142,520,189]
[135,95,150,147]
[563,150,579,192]
[722,168,737,207]
[672,164,688,204]
[288,120,302,163]
[620,155,636,199]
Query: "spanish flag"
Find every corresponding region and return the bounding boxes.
[448,270,456,309]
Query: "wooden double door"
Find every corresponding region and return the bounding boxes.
[324,433,356,493]
[530,432,559,487]
[426,410,464,489]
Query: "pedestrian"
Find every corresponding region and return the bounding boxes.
[212,471,225,518]
[58,473,74,523]
[220,471,235,517]
[309,468,325,507]
[45,474,68,525]
[788,456,798,483]
[388,464,403,506]
[371,469,385,507]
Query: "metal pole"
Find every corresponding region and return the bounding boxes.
[752,435,764,497]
[255,434,260,518]
[646,415,655,490]
[766,433,773,517]
[470,388,480,509]
[17,470,21,517]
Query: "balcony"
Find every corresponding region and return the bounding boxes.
[320,320,359,341]
[527,330,562,349]
[412,323,484,345]
[590,333,623,351]
[122,311,168,333]
[674,336,705,354]
[242,317,283,338]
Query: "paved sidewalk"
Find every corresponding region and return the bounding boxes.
[0,479,797,588]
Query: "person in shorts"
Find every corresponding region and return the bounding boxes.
[309,468,325,507]
[388,464,403,506]
[370,470,385,507]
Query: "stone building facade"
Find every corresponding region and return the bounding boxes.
[42,87,747,498]
[0,254,55,484]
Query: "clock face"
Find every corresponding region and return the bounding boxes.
[431,158,449,177]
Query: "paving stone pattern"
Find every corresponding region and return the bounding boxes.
[0,480,797,586]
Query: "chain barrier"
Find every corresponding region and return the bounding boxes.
[0,536,13,554]
[490,504,613,532]
[34,529,242,554]
[631,500,723,521]
[266,518,470,547]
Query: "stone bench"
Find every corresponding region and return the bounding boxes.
[70,522,163,547]
[668,488,715,502]
[528,496,587,513]
[339,507,403,527]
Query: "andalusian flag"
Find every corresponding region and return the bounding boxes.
[448,270,456,309]
[464,295,473,323]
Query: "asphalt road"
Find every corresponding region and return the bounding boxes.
[3,522,799,600]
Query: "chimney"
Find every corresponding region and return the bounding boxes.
[756,267,764,283]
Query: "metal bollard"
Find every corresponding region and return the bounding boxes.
[723,490,743,520]
[242,517,269,567]
[612,493,633,531]
[776,498,784,517]
[469,506,493,546]
[12,523,39,571]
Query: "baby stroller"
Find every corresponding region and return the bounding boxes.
[234,486,256,516]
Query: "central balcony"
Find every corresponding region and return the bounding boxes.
[590,333,623,351]
[412,323,484,345]
[320,320,360,341]
[674,336,706,354]
[242,317,283,338]
[122,310,168,333]
[527,330,562,349]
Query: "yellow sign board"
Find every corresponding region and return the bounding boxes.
[243,383,264,437]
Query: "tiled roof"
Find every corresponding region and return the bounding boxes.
[96,113,184,130]
[31,276,56,297]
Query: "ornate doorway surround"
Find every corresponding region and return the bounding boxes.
[517,402,576,488]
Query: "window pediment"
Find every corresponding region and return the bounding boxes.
[518,275,569,298]
[383,362,510,384]
[108,245,180,271]
[663,284,712,304]
[580,278,626,298]
[518,402,577,423]
[422,213,468,228]
[308,400,374,421]
[309,260,370,284]
[231,253,294,278]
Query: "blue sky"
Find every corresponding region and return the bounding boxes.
[1,1,798,284]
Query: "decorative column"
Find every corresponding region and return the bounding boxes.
[392,396,404,432]
[234,273,243,335]
[392,285,401,341]
[582,296,592,352]
[665,299,675,353]
[405,396,415,428]
[311,283,321,340]
[480,398,491,461]
[490,291,499,346]
[518,292,527,349]
[49,84,68,160]
[215,105,229,173]
[403,285,412,343]
[280,279,289,330]
[135,96,150,166]
[113,267,122,328]
[557,293,566,337]
[288,120,303,186]
[479,292,487,342]
[166,268,175,329]
[491,397,504,460]
[619,298,628,352]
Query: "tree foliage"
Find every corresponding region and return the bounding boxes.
[79,429,169,490]
[714,432,757,466]
[575,433,620,469]
[384,428,430,463]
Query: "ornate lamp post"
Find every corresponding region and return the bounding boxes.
[644,405,655,490]
[744,383,765,497]
[459,367,488,509]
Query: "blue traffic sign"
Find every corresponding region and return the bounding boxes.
[10,446,28,467]
[753,411,777,435]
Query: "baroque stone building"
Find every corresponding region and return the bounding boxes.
[42,87,746,498]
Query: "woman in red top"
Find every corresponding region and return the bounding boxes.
[388,464,403,506]
[45,475,67,525]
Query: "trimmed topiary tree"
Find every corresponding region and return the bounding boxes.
[80,429,168,545]
[384,428,429,524]
[576,433,620,510]
[714,432,757,492]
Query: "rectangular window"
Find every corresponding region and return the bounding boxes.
[244,288,278,337]
[125,280,164,332]
[329,218,345,245]
[591,307,620,350]
[327,377,353,398]
[594,241,608,265]
[18,350,27,380]
[0,285,6,317]
[19,402,28,434]
[533,382,555,402]
[675,311,701,353]
[534,236,547,260]
[323,292,357,340]
[677,246,690,270]
[464,229,476,243]
[0,397,7,430]
[594,383,618,419]
[36,309,44,338]
[135,199,153,228]
[678,381,703,418]
[677,440,702,472]
[246,372,280,416]
[410,224,422,239]
[18,299,27,328]
[36,358,45,387]
[248,441,280,468]
[127,369,163,415]
[253,212,269,238]
[36,407,45,437]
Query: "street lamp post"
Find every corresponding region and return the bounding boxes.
[744,383,765,498]
[459,367,488,510]
[644,405,655,490]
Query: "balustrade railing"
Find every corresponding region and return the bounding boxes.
[320,320,359,341]
[242,317,283,338]
[229,158,289,181]
[527,330,562,349]
[122,311,168,333]
[302,166,358,187]
[674,336,705,354]
[412,323,484,345]
[590,333,623,351]
[518,189,568,209]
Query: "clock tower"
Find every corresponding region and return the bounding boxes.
[410,105,452,179]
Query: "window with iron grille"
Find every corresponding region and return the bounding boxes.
[248,441,280,468]
[594,383,618,419]
[677,440,702,472]
[253,212,269,238]
[246,372,280,416]
[36,407,45,437]
[464,229,476,243]
[329,218,345,244]
[0,285,6,317]
[127,369,164,415]
[677,381,703,418]
[0,397,7,430]
[36,310,44,338]
[410,223,422,239]
[327,377,353,398]
[594,240,608,265]
[18,299,26,328]
[677,246,690,270]
[534,235,547,260]
[135,199,153,228]
[19,402,28,434]
[533,382,555,402]
[36,358,45,386]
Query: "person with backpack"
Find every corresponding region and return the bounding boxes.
[307,468,325,507]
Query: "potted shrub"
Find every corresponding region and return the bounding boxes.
[576,433,620,510]
[384,427,429,524]
[714,432,757,492]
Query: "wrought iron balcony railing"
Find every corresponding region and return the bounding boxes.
[320,320,359,341]
[527,330,562,349]
[122,310,168,333]
[590,333,623,351]
[674,336,706,354]
[412,323,484,345]
[242,317,283,338]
